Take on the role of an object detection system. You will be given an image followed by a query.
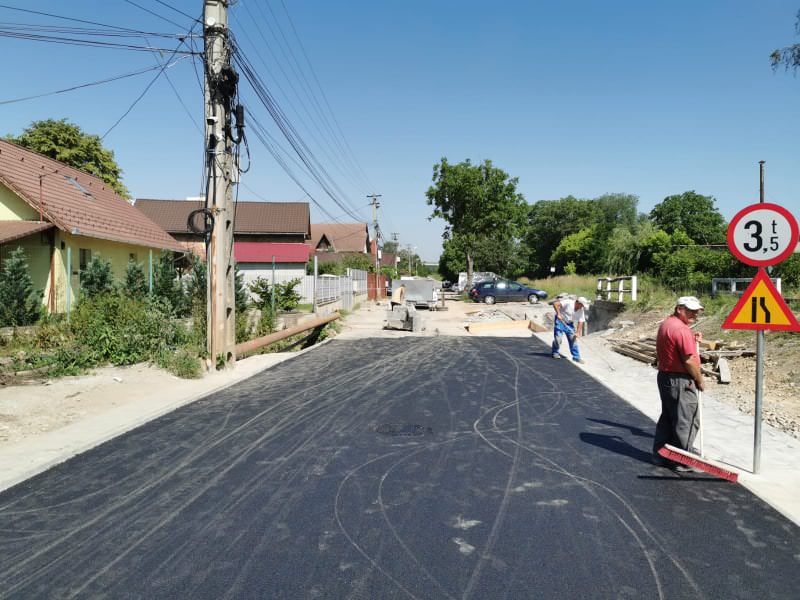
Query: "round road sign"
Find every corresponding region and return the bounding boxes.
[727,202,799,267]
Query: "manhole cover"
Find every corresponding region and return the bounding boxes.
[375,423,432,437]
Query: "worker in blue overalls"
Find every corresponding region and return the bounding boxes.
[551,295,589,363]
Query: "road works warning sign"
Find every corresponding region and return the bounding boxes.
[722,269,800,332]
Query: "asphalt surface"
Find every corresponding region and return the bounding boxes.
[0,337,798,599]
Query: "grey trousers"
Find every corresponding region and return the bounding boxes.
[653,371,700,456]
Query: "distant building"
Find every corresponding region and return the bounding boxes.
[135,198,312,290]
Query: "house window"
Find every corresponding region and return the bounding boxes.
[79,248,91,271]
[129,253,138,262]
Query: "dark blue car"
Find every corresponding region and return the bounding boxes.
[470,279,548,305]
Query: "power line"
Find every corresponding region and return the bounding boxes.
[0,58,188,105]
[276,0,376,193]
[0,3,163,34]
[123,0,187,30]
[231,7,371,212]
[101,36,192,139]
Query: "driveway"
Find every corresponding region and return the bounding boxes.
[0,336,797,599]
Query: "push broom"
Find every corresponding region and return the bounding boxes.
[658,340,740,483]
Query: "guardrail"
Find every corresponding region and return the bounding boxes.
[712,277,781,296]
[596,276,637,302]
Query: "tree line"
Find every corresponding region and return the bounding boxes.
[428,158,800,293]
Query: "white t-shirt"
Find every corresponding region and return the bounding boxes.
[558,299,586,324]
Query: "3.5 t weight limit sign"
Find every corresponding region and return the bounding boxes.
[728,203,799,267]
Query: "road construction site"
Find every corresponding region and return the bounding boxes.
[0,297,798,598]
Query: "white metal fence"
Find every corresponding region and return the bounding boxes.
[596,276,638,302]
[298,268,369,310]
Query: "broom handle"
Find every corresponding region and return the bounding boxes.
[696,339,704,458]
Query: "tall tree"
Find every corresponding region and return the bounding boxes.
[523,196,599,277]
[6,119,129,198]
[648,191,727,244]
[426,158,527,286]
[771,10,800,72]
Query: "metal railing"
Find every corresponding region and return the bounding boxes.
[596,276,637,302]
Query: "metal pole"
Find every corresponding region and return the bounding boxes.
[148,249,153,293]
[271,255,276,319]
[754,330,764,473]
[313,255,318,314]
[66,246,72,323]
[754,160,766,473]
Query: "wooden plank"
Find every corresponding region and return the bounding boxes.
[611,345,656,364]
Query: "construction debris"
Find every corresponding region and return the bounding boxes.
[609,336,753,383]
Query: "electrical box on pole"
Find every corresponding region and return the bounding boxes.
[204,0,237,368]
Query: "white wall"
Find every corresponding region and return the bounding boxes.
[239,263,306,298]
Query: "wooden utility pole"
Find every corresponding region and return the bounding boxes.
[204,0,236,367]
[368,193,382,273]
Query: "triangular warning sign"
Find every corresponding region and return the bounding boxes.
[722,269,800,332]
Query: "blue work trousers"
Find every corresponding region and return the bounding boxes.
[552,319,581,360]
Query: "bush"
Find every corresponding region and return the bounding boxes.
[71,294,182,365]
[124,260,148,299]
[0,247,42,326]
[248,277,301,312]
[81,256,114,299]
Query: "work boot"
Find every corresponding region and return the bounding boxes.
[573,358,585,364]
[552,353,561,359]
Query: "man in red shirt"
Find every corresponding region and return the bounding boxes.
[652,296,705,470]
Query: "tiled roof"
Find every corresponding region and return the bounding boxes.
[0,140,182,252]
[310,223,370,253]
[0,220,54,245]
[234,242,310,263]
[135,199,311,236]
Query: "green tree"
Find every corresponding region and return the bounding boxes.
[648,191,727,244]
[80,256,114,299]
[524,196,599,277]
[550,226,605,275]
[234,262,248,314]
[0,247,41,326]
[6,119,129,198]
[427,158,527,286]
[123,260,148,299]
[771,10,800,72]
[341,253,373,272]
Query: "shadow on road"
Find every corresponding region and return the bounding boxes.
[579,431,653,465]
[586,418,654,439]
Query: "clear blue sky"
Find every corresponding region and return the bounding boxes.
[2,1,798,262]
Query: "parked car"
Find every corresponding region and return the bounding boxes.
[470,279,548,305]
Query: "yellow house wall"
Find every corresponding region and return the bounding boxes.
[0,183,40,220]
[49,233,163,313]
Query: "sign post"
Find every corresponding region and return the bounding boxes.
[725,201,800,474]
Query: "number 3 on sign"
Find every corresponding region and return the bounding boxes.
[728,203,799,267]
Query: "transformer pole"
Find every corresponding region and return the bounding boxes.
[204,0,237,367]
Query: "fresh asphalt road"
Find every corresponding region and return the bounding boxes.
[0,337,798,599]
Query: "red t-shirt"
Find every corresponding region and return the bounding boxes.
[656,315,699,373]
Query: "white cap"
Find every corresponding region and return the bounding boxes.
[677,296,703,311]
[577,296,590,307]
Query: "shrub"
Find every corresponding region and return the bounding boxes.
[71,294,181,365]
[80,256,114,299]
[124,260,148,299]
[0,247,41,326]
[248,277,301,312]
[152,251,183,315]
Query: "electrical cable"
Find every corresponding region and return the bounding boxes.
[0,3,159,34]
[123,0,186,30]
[0,58,187,105]
[234,50,365,222]
[101,36,192,139]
